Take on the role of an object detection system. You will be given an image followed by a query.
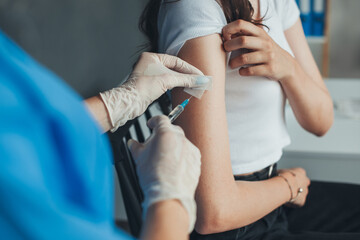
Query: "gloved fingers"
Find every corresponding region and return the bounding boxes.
[187,142,202,168]
[127,139,144,161]
[180,198,197,233]
[134,52,203,76]
[148,117,185,138]
[132,52,159,75]
[183,139,202,178]
[157,53,204,76]
[159,73,211,90]
[147,115,172,130]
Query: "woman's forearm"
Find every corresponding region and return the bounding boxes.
[281,20,333,136]
[195,173,292,234]
[280,58,334,136]
[140,200,189,240]
[84,95,112,133]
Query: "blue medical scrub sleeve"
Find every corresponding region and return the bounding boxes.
[0,30,134,240]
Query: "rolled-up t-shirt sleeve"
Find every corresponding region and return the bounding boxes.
[279,0,300,30]
[158,0,227,56]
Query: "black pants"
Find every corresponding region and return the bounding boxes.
[190,164,360,240]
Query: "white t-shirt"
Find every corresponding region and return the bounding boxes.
[158,0,300,174]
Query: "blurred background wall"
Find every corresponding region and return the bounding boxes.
[307,0,360,78]
[0,0,147,98]
[328,0,360,78]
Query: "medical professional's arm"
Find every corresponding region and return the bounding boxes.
[0,124,131,240]
[173,34,310,234]
[223,19,333,136]
[84,53,207,133]
[140,201,189,240]
[85,95,113,132]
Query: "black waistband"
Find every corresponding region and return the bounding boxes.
[234,164,278,182]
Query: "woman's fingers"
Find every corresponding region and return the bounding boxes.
[229,51,271,69]
[222,19,264,41]
[147,115,172,130]
[279,167,311,208]
[224,36,265,52]
[239,64,270,77]
[239,61,280,80]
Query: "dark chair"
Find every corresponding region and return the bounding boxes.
[108,94,171,238]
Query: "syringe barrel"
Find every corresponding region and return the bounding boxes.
[168,104,185,123]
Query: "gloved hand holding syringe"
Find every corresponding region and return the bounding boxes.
[99,53,212,132]
[98,53,211,233]
[128,63,211,231]
[142,62,212,123]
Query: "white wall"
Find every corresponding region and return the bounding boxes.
[329,0,360,78]
[310,0,360,78]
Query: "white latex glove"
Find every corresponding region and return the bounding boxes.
[100,52,209,132]
[127,115,201,232]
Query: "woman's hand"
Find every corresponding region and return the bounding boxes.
[222,19,295,82]
[98,52,209,132]
[277,168,311,208]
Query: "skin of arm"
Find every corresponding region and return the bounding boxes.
[173,34,295,234]
[84,96,113,133]
[140,200,189,240]
[282,19,334,136]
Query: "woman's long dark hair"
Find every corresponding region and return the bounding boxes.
[139,0,264,53]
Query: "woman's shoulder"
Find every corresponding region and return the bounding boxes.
[266,0,300,29]
[267,0,299,16]
[158,0,227,55]
[161,0,222,9]
[159,0,225,22]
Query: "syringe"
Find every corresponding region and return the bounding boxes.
[168,97,192,123]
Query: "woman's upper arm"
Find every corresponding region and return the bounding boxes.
[172,34,236,223]
[284,19,327,90]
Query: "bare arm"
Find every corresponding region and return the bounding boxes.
[173,34,297,234]
[140,201,189,240]
[84,96,112,133]
[283,19,334,136]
